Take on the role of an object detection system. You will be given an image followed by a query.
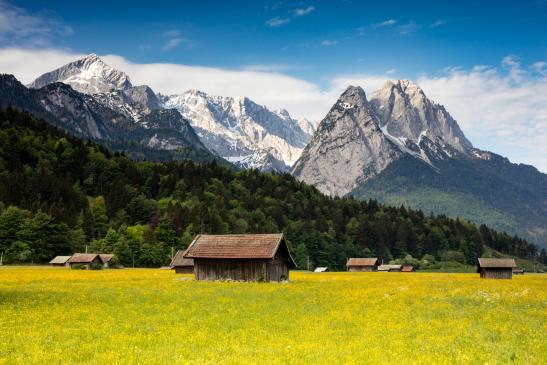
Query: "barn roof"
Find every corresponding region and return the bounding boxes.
[378,264,402,271]
[68,253,103,264]
[99,254,114,263]
[314,267,328,272]
[184,234,296,267]
[170,249,194,267]
[49,256,71,264]
[401,265,414,272]
[477,258,516,268]
[346,258,379,267]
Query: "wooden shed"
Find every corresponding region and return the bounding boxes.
[346,258,379,272]
[170,249,194,274]
[68,253,103,269]
[477,258,516,279]
[99,254,114,268]
[401,265,415,272]
[378,264,402,272]
[49,256,71,267]
[183,233,296,282]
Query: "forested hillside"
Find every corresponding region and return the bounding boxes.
[0,108,544,269]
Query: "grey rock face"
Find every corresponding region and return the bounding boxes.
[29,54,132,94]
[292,86,401,196]
[369,80,473,153]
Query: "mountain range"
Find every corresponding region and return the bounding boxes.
[0,54,545,248]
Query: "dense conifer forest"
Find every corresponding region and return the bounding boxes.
[0,108,544,269]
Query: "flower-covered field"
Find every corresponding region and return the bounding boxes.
[0,267,545,364]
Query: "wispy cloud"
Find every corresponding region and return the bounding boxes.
[430,19,447,28]
[320,39,338,46]
[385,68,397,75]
[243,64,292,72]
[265,17,290,27]
[372,19,397,29]
[161,30,188,51]
[0,0,72,47]
[398,21,418,35]
[292,5,315,16]
[531,61,547,75]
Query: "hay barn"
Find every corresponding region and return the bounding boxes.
[346,258,379,272]
[99,254,114,268]
[401,265,415,272]
[183,233,296,282]
[49,256,71,267]
[378,264,402,272]
[170,250,194,274]
[68,253,103,269]
[477,258,516,279]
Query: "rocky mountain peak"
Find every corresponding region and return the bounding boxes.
[29,54,132,94]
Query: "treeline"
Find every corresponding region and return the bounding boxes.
[0,108,544,269]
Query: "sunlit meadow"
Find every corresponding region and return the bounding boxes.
[0,267,545,364]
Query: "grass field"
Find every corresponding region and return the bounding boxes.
[0,267,545,364]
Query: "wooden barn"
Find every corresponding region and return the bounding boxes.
[378,264,402,272]
[68,253,103,269]
[346,258,379,272]
[49,256,71,267]
[183,233,296,282]
[477,258,516,279]
[99,254,114,268]
[401,265,415,272]
[170,249,194,274]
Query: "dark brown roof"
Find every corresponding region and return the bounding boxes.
[99,254,114,263]
[477,258,516,268]
[184,234,296,267]
[346,258,379,267]
[170,250,194,267]
[68,253,103,264]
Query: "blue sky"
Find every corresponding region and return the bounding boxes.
[1,0,546,171]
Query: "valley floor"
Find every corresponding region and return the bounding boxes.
[0,267,545,364]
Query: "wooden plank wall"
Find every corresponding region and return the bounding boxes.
[194,259,289,282]
[480,268,513,279]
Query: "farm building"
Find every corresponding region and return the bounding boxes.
[314,267,328,272]
[513,267,525,275]
[170,250,194,274]
[477,258,516,279]
[68,253,103,269]
[49,256,71,267]
[183,233,296,282]
[99,254,114,268]
[401,265,415,272]
[378,264,402,272]
[346,258,379,272]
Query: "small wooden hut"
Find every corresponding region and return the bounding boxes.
[513,267,525,275]
[49,256,71,267]
[170,249,194,274]
[68,253,103,269]
[99,254,114,268]
[346,258,379,272]
[378,264,402,272]
[477,258,516,279]
[401,265,415,272]
[183,233,296,282]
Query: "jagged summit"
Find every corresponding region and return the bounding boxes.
[28,53,132,94]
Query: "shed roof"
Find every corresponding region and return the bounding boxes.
[68,253,103,264]
[401,265,414,272]
[314,267,328,272]
[49,256,71,264]
[170,250,194,267]
[99,254,114,263]
[346,258,379,267]
[184,234,296,267]
[477,258,516,268]
[378,264,402,271]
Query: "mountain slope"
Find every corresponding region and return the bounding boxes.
[0,74,214,162]
[161,90,312,171]
[292,83,547,248]
[292,86,402,196]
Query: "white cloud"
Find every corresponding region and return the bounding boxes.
[320,39,338,46]
[372,19,397,29]
[265,17,290,27]
[162,38,185,51]
[0,1,72,46]
[430,19,446,28]
[292,6,315,16]
[0,47,545,172]
[531,61,547,75]
[398,21,418,35]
